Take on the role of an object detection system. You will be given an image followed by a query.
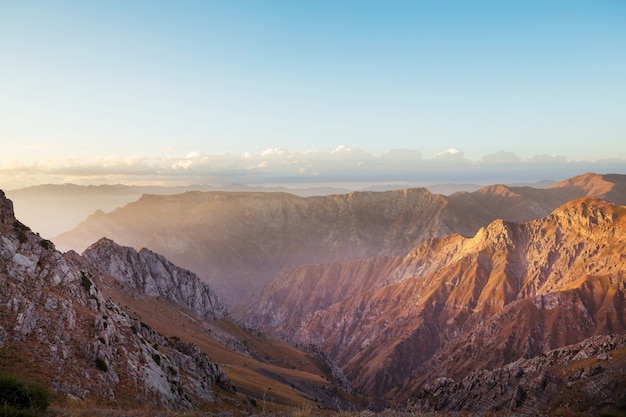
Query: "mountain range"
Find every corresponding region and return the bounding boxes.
[0,190,354,414]
[1,172,626,414]
[54,172,626,304]
[245,197,626,407]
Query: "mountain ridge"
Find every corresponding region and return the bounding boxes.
[0,190,356,413]
[54,172,626,303]
[245,197,626,409]
[81,237,228,321]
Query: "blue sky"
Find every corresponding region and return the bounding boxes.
[1,0,625,188]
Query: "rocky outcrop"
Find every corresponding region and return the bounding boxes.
[0,191,230,409]
[82,237,227,320]
[0,190,15,225]
[412,334,626,413]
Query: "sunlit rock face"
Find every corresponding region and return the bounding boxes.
[245,197,626,409]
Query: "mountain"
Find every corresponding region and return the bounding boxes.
[5,183,350,239]
[0,190,355,413]
[245,197,626,412]
[53,173,626,304]
[81,237,228,321]
[54,187,453,303]
[0,190,231,409]
[240,256,405,339]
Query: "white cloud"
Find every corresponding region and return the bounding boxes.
[1,148,625,190]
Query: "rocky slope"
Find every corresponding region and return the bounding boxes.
[412,333,626,413]
[0,190,231,409]
[0,190,357,413]
[246,197,626,409]
[239,256,405,336]
[81,237,228,320]
[54,173,626,303]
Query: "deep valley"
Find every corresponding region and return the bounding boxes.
[1,173,626,416]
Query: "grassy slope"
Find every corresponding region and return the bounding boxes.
[94,273,359,415]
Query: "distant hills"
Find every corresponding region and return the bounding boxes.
[53,173,626,303]
[4,183,351,238]
[6,179,555,239]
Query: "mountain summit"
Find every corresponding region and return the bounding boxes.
[82,237,227,320]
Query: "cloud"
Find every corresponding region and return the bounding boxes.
[1,148,625,190]
[481,151,522,165]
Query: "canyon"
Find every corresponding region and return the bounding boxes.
[1,172,626,414]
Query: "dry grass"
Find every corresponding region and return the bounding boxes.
[95,274,340,413]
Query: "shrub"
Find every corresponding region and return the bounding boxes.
[0,371,49,416]
[80,272,92,293]
[95,358,108,372]
[38,239,54,250]
[13,221,30,244]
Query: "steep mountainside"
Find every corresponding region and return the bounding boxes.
[247,198,626,410]
[81,237,228,320]
[0,190,355,413]
[54,173,626,303]
[240,256,405,338]
[0,191,231,409]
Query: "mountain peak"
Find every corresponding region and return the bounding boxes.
[550,172,614,196]
[83,237,228,320]
[475,184,520,198]
[472,218,515,248]
[0,190,16,225]
[551,198,626,230]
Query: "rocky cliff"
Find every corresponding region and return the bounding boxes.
[412,333,626,413]
[245,197,626,409]
[53,173,626,303]
[82,237,227,320]
[0,190,231,409]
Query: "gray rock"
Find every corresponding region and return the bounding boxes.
[0,191,231,410]
[83,238,228,320]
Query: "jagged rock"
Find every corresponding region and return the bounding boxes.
[82,238,227,320]
[0,191,230,409]
[412,334,626,413]
[0,190,15,225]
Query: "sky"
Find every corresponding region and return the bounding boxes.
[1,0,625,189]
